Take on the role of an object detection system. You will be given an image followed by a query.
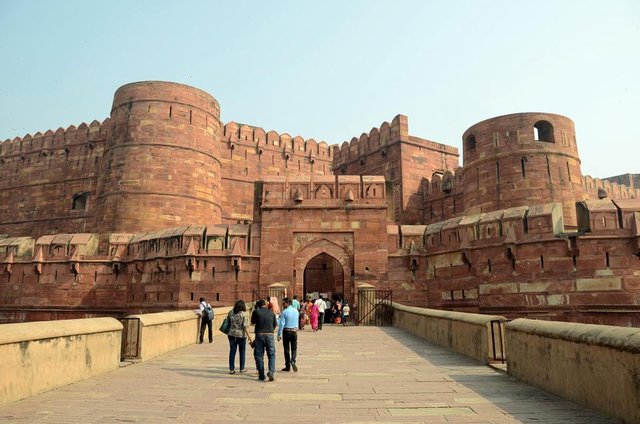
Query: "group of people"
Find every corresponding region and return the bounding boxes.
[197,295,300,382]
[298,296,351,331]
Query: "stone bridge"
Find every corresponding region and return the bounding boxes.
[0,304,637,423]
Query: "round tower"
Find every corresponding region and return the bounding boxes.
[95,81,222,233]
[462,113,585,229]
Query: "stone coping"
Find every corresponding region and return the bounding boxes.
[128,307,233,326]
[389,301,506,326]
[507,318,640,353]
[0,317,122,345]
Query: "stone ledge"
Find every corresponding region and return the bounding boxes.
[0,317,122,345]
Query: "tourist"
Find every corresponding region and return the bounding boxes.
[227,300,250,374]
[270,296,281,318]
[310,299,320,332]
[305,298,312,326]
[251,299,277,381]
[342,299,350,326]
[332,300,342,324]
[291,295,301,312]
[277,297,300,372]
[197,297,213,344]
[315,297,327,330]
[298,301,306,330]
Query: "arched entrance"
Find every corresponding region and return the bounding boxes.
[293,238,353,304]
[303,253,345,300]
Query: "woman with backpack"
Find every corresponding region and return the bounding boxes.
[227,300,251,374]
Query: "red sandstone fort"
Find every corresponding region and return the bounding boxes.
[1,81,639,326]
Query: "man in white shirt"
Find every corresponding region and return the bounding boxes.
[314,297,327,330]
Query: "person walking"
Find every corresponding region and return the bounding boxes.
[310,299,319,332]
[342,299,351,326]
[251,298,277,381]
[298,301,306,330]
[227,300,250,374]
[277,297,300,372]
[197,297,213,344]
[314,297,327,330]
[291,295,301,312]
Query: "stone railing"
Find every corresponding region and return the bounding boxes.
[128,307,232,360]
[506,319,640,424]
[383,301,507,363]
[0,307,234,405]
[0,317,122,405]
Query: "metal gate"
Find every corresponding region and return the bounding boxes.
[490,319,508,363]
[119,317,141,360]
[356,289,393,326]
[252,286,287,305]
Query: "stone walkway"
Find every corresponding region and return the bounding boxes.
[0,325,615,423]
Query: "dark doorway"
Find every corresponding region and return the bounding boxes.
[303,253,345,300]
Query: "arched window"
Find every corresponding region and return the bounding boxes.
[466,134,476,150]
[533,121,555,143]
[72,193,88,210]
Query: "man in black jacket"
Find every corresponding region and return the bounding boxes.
[251,299,277,381]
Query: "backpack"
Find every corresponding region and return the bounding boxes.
[204,304,214,321]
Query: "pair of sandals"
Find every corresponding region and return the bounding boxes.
[229,369,247,374]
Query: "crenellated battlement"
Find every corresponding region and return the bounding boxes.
[331,114,459,166]
[333,114,408,165]
[221,121,333,159]
[583,174,640,200]
[0,119,111,158]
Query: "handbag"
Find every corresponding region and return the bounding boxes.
[219,312,231,334]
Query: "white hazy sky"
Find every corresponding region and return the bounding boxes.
[0,0,638,178]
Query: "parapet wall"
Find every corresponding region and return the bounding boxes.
[128,308,231,360]
[0,317,122,405]
[385,301,506,363]
[506,319,640,423]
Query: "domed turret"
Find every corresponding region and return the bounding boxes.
[462,113,585,229]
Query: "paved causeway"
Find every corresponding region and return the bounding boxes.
[1,325,615,423]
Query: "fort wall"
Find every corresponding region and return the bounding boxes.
[0,121,108,238]
[0,224,261,323]
[1,81,639,327]
[219,122,333,224]
[332,115,459,224]
[386,200,640,325]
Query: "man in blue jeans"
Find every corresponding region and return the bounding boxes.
[277,297,300,372]
[251,299,277,381]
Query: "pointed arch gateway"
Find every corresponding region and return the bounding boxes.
[293,238,353,302]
